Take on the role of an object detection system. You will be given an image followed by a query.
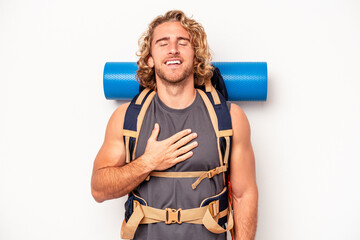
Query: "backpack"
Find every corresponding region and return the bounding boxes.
[121,67,234,239]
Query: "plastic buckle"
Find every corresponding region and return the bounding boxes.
[208,201,216,217]
[207,169,217,178]
[133,200,140,209]
[165,208,182,224]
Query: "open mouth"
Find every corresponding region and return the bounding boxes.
[165,60,182,65]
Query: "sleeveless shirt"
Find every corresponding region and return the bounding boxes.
[129,92,227,240]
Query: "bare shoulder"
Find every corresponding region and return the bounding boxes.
[93,102,130,169]
[104,102,131,141]
[230,103,251,141]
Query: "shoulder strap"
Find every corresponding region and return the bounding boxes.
[197,84,232,186]
[123,88,156,163]
[203,81,232,133]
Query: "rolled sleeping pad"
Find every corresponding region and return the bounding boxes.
[103,62,267,101]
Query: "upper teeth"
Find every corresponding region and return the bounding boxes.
[166,60,181,65]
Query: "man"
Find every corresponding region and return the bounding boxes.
[91,10,258,240]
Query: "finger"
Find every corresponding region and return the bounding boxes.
[168,128,192,144]
[174,151,194,163]
[174,141,198,157]
[148,123,160,142]
[173,132,197,150]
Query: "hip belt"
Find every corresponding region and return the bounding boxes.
[121,187,233,239]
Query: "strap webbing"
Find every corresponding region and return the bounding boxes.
[124,136,130,164]
[202,202,233,234]
[197,89,219,137]
[123,129,137,138]
[204,81,221,105]
[205,80,212,92]
[223,136,231,167]
[133,91,156,160]
[139,205,229,224]
[149,171,204,178]
[219,129,233,137]
[198,89,232,186]
[141,204,207,223]
[191,166,227,189]
[211,88,221,105]
[120,203,144,239]
[135,88,151,105]
[120,199,233,239]
[144,166,227,190]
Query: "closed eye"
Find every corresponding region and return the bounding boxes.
[155,37,170,46]
[178,39,189,46]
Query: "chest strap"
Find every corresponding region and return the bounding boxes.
[145,165,227,189]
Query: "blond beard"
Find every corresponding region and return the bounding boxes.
[155,65,194,87]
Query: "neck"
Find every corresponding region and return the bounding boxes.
[156,79,196,109]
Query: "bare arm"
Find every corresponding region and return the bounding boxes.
[91,103,198,203]
[230,103,258,240]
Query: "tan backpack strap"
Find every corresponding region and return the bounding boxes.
[218,129,232,172]
[204,80,221,105]
[148,171,205,179]
[202,201,234,234]
[121,187,233,237]
[140,205,207,224]
[144,167,227,189]
[210,87,221,105]
[197,89,225,183]
[191,166,227,189]
[123,129,137,138]
[197,89,219,137]
[135,88,151,105]
[121,200,232,238]
[205,79,212,92]
[120,203,145,239]
[123,130,136,164]
[133,91,156,160]
[223,136,231,167]
[124,136,131,164]
[219,130,233,137]
[138,201,229,225]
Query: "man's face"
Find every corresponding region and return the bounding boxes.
[148,21,195,86]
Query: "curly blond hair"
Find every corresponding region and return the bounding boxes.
[136,10,213,90]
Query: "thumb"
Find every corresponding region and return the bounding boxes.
[148,123,160,142]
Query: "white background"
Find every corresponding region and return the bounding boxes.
[1,0,360,239]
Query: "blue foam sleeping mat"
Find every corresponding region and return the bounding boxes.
[103,62,267,101]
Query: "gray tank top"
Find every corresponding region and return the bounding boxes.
[132,92,227,240]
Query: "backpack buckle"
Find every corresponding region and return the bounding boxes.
[207,168,217,178]
[208,201,219,217]
[165,208,182,224]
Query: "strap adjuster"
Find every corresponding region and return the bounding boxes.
[133,200,140,208]
[207,168,217,178]
[165,208,182,224]
[208,201,219,217]
[208,202,215,217]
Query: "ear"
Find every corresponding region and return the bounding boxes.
[148,56,154,68]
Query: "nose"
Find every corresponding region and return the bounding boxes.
[169,42,179,55]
